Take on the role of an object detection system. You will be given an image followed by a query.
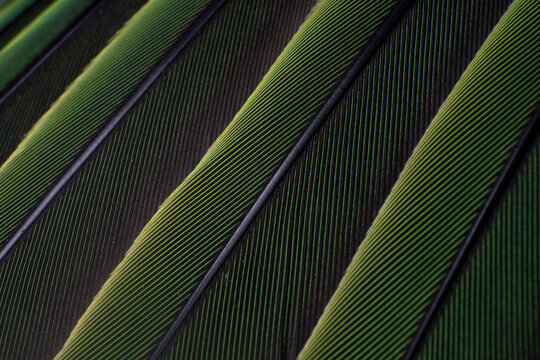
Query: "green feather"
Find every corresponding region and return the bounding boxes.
[0,0,538,358]
[300,0,540,358]
[0,0,94,90]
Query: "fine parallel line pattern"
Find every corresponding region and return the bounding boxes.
[0,0,318,358]
[0,0,217,250]
[0,0,96,91]
[299,0,540,358]
[161,0,513,358]
[418,134,540,359]
[0,0,149,164]
[405,105,540,359]
[150,0,414,357]
[0,0,226,261]
[54,0,400,358]
[0,0,106,106]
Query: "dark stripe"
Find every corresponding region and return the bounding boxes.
[0,0,105,105]
[0,0,56,50]
[404,104,540,360]
[0,0,228,262]
[149,1,416,358]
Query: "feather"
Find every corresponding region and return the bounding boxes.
[159,0,516,357]
[0,0,95,91]
[0,0,538,358]
[0,0,41,34]
[0,0,318,358]
[52,0,403,358]
[0,0,148,164]
[299,0,540,358]
[418,130,540,359]
[0,0,55,49]
[0,0,215,249]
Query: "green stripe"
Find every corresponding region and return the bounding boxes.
[0,0,57,51]
[0,0,147,164]
[299,0,540,358]
[0,0,38,32]
[0,0,94,90]
[54,0,400,358]
[0,0,317,357]
[161,0,513,357]
[418,136,540,360]
[0,0,214,248]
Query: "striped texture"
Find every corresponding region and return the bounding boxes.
[0,0,39,32]
[0,0,317,358]
[0,0,56,49]
[418,135,540,360]
[0,0,148,164]
[300,0,540,358]
[0,0,94,90]
[54,0,401,358]
[161,0,512,358]
[1,0,537,358]
[0,0,213,248]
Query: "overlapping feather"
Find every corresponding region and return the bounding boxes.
[0,0,538,359]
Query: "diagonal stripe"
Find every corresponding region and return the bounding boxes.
[150,1,414,358]
[405,104,540,359]
[0,0,106,106]
[0,0,227,259]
